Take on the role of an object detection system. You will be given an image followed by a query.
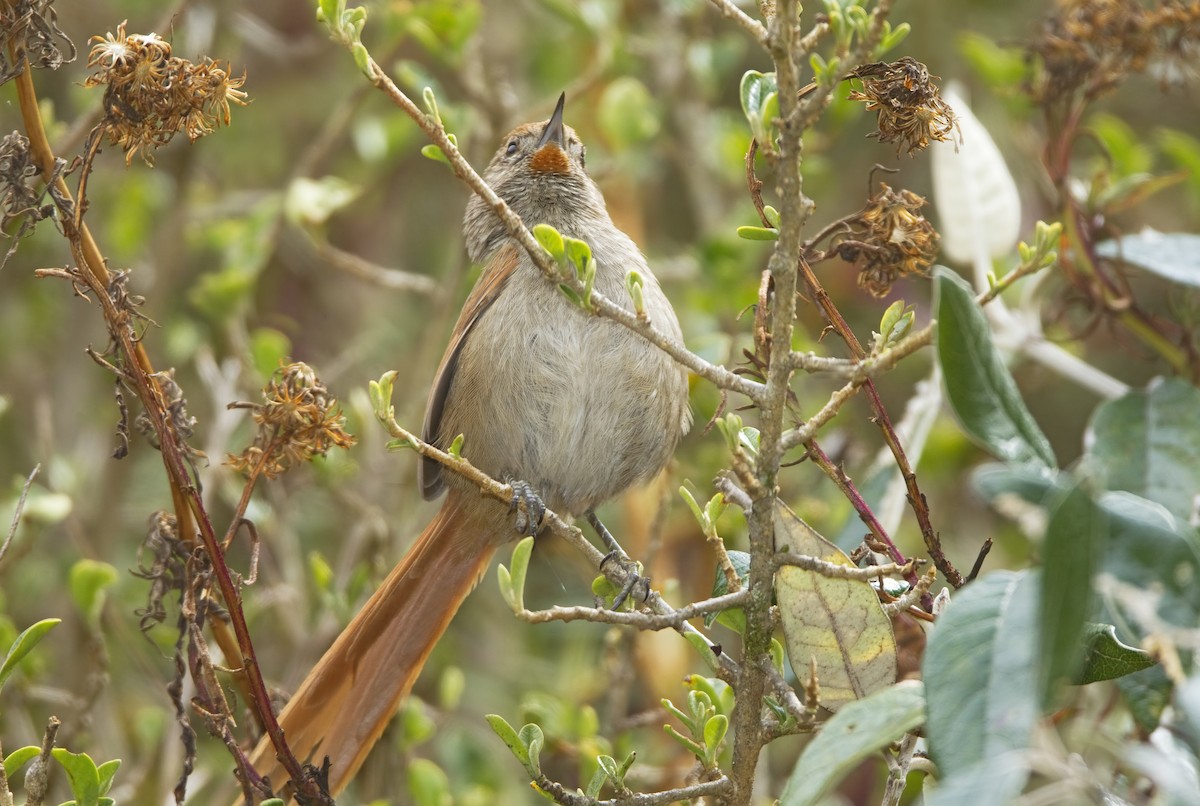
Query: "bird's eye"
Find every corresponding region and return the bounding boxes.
[506,140,519,156]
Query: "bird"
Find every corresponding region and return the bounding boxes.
[246,92,691,801]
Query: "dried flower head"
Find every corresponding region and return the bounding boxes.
[834,184,940,298]
[848,57,958,156]
[85,21,248,165]
[227,362,356,479]
[0,0,76,84]
[0,130,57,268]
[1028,0,1200,103]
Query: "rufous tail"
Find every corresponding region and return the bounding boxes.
[247,492,499,801]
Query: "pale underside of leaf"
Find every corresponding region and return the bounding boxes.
[774,503,897,711]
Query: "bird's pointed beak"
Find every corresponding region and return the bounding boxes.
[536,92,567,150]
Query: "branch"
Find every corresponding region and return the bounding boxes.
[515,591,751,628]
[706,0,769,47]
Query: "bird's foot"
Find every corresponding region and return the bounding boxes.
[589,511,650,610]
[509,480,546,536]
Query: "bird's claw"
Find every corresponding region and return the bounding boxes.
[590,511,650,610]
[509,480,545,536]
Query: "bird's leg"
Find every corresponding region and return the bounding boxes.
[588,511,650,609]
[509,480,546,535]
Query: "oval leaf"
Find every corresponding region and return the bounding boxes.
[774,503,897,711]
[1095,231,1200,288]
[780,680,925,806]
[1040,482,1107,704]
[1077,623,1156,684]
[51,748,101,806]
[930,86,1021,264]
[923,570,1038,780]
[935,267,1056,469]
[0,618,61,691]
[1083,377,1200,521]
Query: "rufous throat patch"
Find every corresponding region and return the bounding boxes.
[529,145,570,174]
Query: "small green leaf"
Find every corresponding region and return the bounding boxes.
[421,144,450,164]
[1077,623,1156,684]
[935,267,1057,469]
[284,176,361,227]
[585,766,607,798]
[706,550,750,630]
[596,754,619,780]
[249,328,291,380]
[564,237,593,277]
[508,536,534,613]
[737,225,779,241]
[683,632,719,671]
[1,618,61,691]
[4,745,40,778]
[532,223,566,262]
[497,564,515,611]
[96,759,121,796]
[739,70,778,141]
[781,680,925,805]
[422,86,441,124]
[447,433,464,459]
[625,270,645,315]
[519,723,544,777]
[69,559,119,626]
[486,714,531,770]
[51,748,101,806]
[407,758,450,806]
[351,42,371,77]
[369,371,396,419]
[703,714,728,756]
[308,551,334,593]
[762,205,781,227]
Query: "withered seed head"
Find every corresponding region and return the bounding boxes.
[835,183,940,298]
[85,21,247,165]
[848,57,958,156]
[226,362,356,479]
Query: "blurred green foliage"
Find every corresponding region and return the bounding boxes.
[1,0,1198,804]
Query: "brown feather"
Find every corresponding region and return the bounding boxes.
[419,243,520,500]
[246,492,502,800]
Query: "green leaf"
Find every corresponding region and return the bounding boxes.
[51,748,101,806]
[706,550,750,631]
[1095,231,1200,288]
[96,758,120,795]
[284,176,361,227]
[935,267,1056,468]
[774,503,896,711]
[532,223,565,262]
[924,570,1038,781]
[1083,378,1200,520]
[563,237,592,278]
[736,225,778,241]
[407,758,450,806]
[1077,623,1156,684]
[1118,665,1172,733]
[3,745,40,778]
[508,536,534,612]
[683,631,720,671]
[518,723,544,777]
[69,559,119,626]
[780,681,925,806]
[249,328,291,381]
[739,70,778,142]
[0,618,61,692]
[1040,483,1106,704]
[703,713,728,755]
[597,77,660,148]
[486,714,531,771]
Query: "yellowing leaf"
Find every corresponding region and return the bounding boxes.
[774,503,897,711]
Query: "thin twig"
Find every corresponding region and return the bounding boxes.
[706,0,770,46]
[0,464,40,567]
[515,590,751,628]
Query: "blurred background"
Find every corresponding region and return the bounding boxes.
[1,0,1198,803]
